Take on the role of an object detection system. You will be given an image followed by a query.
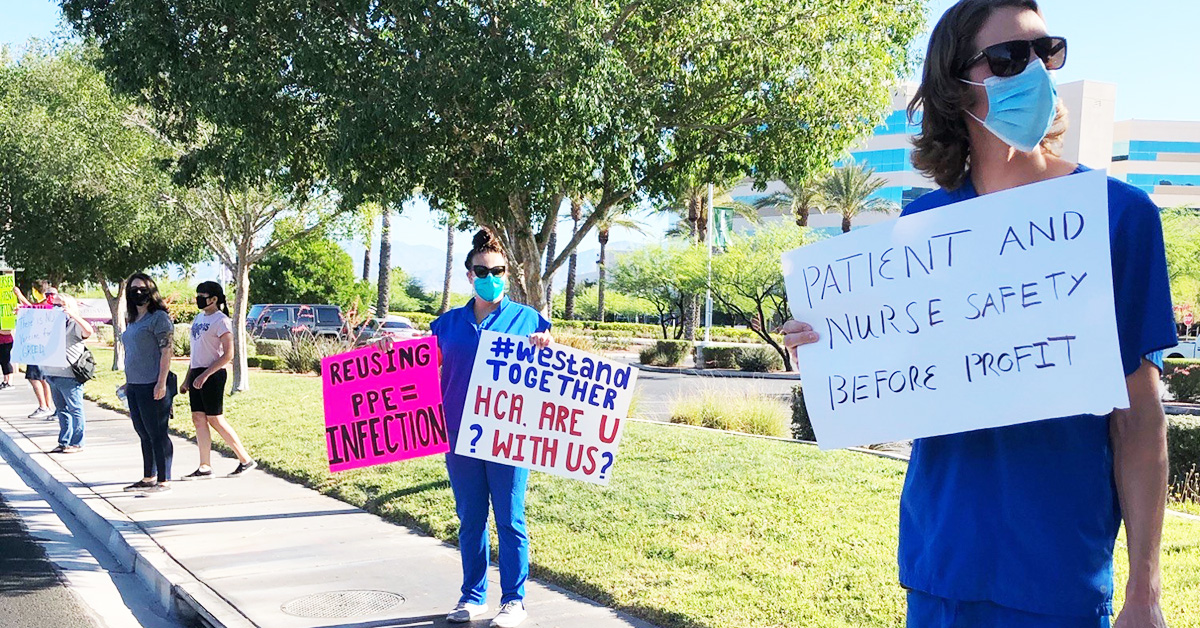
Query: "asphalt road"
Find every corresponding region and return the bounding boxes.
[0,493,97,628]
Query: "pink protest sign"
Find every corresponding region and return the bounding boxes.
[321,337,448,472]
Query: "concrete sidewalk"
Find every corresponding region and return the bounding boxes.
[0,384,657,628]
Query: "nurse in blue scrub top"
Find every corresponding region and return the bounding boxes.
[783,1,1176,627]
[428,228,552,628]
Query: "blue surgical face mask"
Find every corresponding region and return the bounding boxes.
[961,58,1058,153]
[474,275,506,302]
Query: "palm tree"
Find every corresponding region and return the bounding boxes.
[595,205,648,322]
[563,196,585,320]
[375,204,392,317]
[820,161,897,233]
[754,178,825,227]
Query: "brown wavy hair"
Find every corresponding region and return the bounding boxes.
[463,228,506,270]
[908,0,1068,190]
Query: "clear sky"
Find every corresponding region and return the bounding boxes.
[4,0,1199,278]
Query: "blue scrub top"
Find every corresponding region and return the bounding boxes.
[897,166,1177,618]
[430,297,552,434]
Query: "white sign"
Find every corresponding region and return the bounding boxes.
[13,308,69,368]
[781,170,1127,449]
[453,330,638,485]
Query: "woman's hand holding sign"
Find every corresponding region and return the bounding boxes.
[780,320,820,372]
[528,332,553,349]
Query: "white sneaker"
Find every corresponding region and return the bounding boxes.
[490,601,527,628]
[447,602,488,623]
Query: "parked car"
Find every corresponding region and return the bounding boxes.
[246,304,267,331]
[1167,338,1199,360]
[353,315,423,347]
[252,304,345,340]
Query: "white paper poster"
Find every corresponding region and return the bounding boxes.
[781,169,1127,449]
[13,307,69,368]
[453,331,638,485]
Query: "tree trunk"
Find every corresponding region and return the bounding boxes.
[439,222,454,314]
[544,229,557,312]
[798,204,809,227]
[842,212,852,233]
[564,199,581,320]
[563,251,578,320]
[230,252,252,393]
[362,222,373,282]
[597,230,608,322]
[685,293,699,341]
[97,274,127,371]
[376,205,392,317]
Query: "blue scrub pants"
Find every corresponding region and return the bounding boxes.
[907,590,1111,628]
[48,376,85,448]
[446,446,530,605]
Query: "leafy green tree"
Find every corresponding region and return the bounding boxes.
[249,224,364,309]
[702,224,820,369]
[820,161,897,233]
[167,181,341,392]
[63,0,924,313]
[0,44,203,368]
[388,269,437,314]
[611,244,701,338]
[1162,207,1200,312]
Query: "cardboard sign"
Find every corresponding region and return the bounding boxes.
[453,331,638,485]
[12,307,69,368]
[781,169,1127,449]
[321,337,449,472]
[0,274,16,331]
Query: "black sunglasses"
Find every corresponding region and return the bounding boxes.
[472,265,507,278]
[962,36,1067,78]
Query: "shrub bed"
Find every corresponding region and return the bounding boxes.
[639,340,691,366]
[1164,359,1200,403]
[172,323,191,357]
[254,339,292,357]
[735,346,784,372]
[248,355,285,370]
[669,390,791,437]
[1169,415,1200,488]
[391,311,436,329]
[93,323,115,347]
[698,346,739,369]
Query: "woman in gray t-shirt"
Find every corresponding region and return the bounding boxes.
[42,293,94,453]
[117,273,176,493]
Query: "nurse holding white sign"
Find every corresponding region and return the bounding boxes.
[781,2,1176,627]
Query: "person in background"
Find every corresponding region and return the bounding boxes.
[179,281,255,478]
[0,329,14,390]
[14,283,56,418]
[784,2,1174,627]
[117,273,176,494]
[42,291,94,453]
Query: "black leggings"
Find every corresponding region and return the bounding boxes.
[0,342,11,376]
[127,383,174,482]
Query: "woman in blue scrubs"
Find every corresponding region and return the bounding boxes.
[429,228,552,628]
[784,2,1175,627]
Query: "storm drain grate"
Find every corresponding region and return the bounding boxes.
[280,590,405,618]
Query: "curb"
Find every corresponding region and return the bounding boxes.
[0,416,255,628]
[630,363,800,380]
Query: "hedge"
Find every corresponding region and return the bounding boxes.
[1164,358,1200,403]
[247,355,285,370]
[698,346,739,369]
[639,340,691,367]
[791,385,816,441]
[1169,415,1200,489]
[172,323,192,357]
[255,339,292,357]
[736,346,784,372]
[391,311,436,329]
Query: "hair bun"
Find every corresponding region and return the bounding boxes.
[472,228,499,250]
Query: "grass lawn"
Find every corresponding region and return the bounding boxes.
[85,348,1200,628]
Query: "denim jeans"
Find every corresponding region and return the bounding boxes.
[47,376,85,447]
